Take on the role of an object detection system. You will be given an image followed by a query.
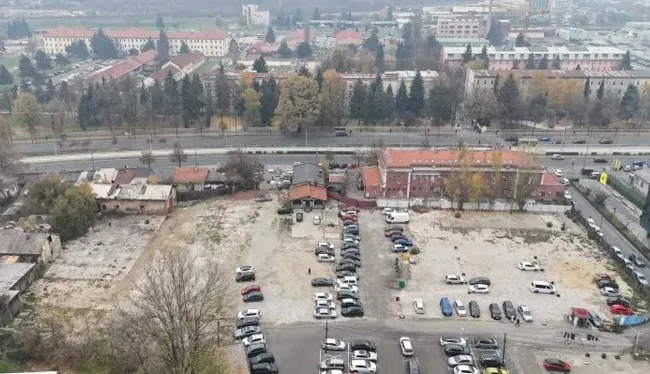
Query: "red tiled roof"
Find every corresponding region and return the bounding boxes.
[172,167,209,184]
[286,29,317,41]
[133,49,158,64]
[249,43,281,54]
[151,65,181,82]
[361,166,381,187]
[89,49,159,83]
[168,51,204,70]
[380,149,538,169]
[541,171,562,185]
[336,30,363,41]
[42,27,227,40]
[289,185,327,201]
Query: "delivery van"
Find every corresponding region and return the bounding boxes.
[386,211,410,224]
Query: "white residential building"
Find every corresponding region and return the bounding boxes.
[436,17,487,38]
[242,4,271,27]
[550,0,573,20]
[40,27,227,57]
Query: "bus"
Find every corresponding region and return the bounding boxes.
[334,127,348,136]
[515,138,538,146]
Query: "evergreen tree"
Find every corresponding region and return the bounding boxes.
[537,55,549,70]
[387,6,394,21]
[179,41,190,54]
[312,7,321,21]
[157,30,170,64]
[620,84,640,119]
[278,41,292,58]
[497,74,521,125]
[596,79,604,100]
[259,78,279,126]
[0,64,14,86]
[296,41,312,58]
[583,77,591,100]
[461,44,473,64]
[45,78,56,101]
[228,39,239,64]
[214,63,231,119]
[349,79,366,123]
[375,44,385,73]
[298,65,311,77]
[18,54,35,77]
[140,82,149,106]
[91,29,118,59]
[65,40,89,58]
[253,56,269,73]
[515,33,527,47]
[360,85,374,124]
[427,85,454,126]
[265,26,276,43]
[620,50,632,70]
[141,37,156,52]
[156,14,165,29]
[362,27,380,52]
[526,54,536,69]
[493,73,499,96]
[181,75,193,128]
[552,55,561,69]
[314,67,324,91]
[6,18,32,39]
[293,8,303,24]
[34,49,51,70]
[486,22,504,46]
[382,84,395,119]
[512,59,519,70]
[395,80,409,113]
[408,70,425,116]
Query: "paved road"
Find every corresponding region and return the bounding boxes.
[567,185,650,283]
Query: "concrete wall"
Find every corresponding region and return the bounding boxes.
[97,198,172,215]
[40,234,62,264]
[0,291,21,327]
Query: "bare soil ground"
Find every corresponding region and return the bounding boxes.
[387,211,633,323]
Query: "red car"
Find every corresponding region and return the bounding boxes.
[610,304,635,316]
[345,206,360,212]
[342,215,358,222]
[241,284,261,295]
[543,358,571,372]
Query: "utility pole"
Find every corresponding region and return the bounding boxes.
[217,319,221,346]
[581,125,593,170]
[502,333,507,363]
[324,320,329,341]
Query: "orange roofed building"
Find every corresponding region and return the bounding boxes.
[40,26,227,57]
[361,149,560,200]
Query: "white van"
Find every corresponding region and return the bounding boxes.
[337,276,358,286]
[386,211,410,224]
[529,281,556,294]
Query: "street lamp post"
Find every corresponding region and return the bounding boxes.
[581,125,594,170]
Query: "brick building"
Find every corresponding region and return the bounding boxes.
[363,149,559,200]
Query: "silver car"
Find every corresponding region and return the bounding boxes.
[517,305,534,322]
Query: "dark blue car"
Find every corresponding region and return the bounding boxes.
[440,297,453,316]
[390,235,408,242]
[394,238,413,247]
[538,136,551,142]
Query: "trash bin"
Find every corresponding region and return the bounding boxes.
[296,212,303,222]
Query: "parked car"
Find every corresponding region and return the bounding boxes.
[277,206,293,214]
[246,343,267,358]
[469,277,491,286]
[234,325,262,339]
[236,272,256,282]
[413,299,425,314]
[349,340,376,352]
[588,310,602,327]
[594,158,608,163]
[606,297,631,307]
[241,284,261,295]
[543,358,571,372]
[315,299,336,309]
[629,253,647,267]
[317,254,335,262]
[248,352,275,366]
[242,334,266,347]
[453,364,478,373]
[339,258,361,268]
[518,261,540,271]
[502,301,516,320]
[321,338,346,351]
[517,305,534,322]
[313,292,333,301]
[610,304,635,316]
[447,355,474,367]
[440,297,453,316]
[593,273,613,282]
[597,279,619,290]
[600,287,620,297]
[312,277,334,287]
[489,303,502,320]
[335,264,357,273]
[336,270,357,279]
[394,238,414,247]
[440,336,467,346]
[443,343,470,357]
[468,301,480,318]
[314,307,338,319]
[392,244,411,252]
[472,336,498,349]
[635,272,649,286]
[468,284,490,294]
[550,154,565,160]
[238,309,261,320]
[340,298,362,308]
[251,362,278,374]
[399,336,415,356]
[480,354,503,368]
[352,350,377,361]
[336,290,358,300]
[235,316,260,329]
[349,359,376,373]
[243,291,264,303]
[454,300,467,317]
[445,274,465,284]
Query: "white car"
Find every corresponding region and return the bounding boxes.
[318,242,335,250]
[392,243,411,252]
[613,246,623,257]
[560,178,570,185]
[349,360,377,373]
[445,274,465,284]
[594,226,604,237]
[454,300,467,317]
[553,169,563,177]
[564,191,572,200]
[413,299,425,314]
[334,283,358,293]
[313,216,321,225]
[623,258,635,270]
[237,309,261,320]
[313,292,333,302]
[235,265,254,274]
[518,261,540,271]
[588,218,596,228]
[319,370,343,374]
[600,286,620,297]
[440,336,467,346]
[314,307,338,319]
[352,350,378,361]
[382,208,395,215]
[551,154,565,160]
[517,305,534,322]
[636,272,649,286]
[317,254,335,262]
[315,299,336,309]
[242,334,266,347]
[447,354,474,367]
[399,337,414,356]
[343,238,360,245]
[321,338,346,351]
[453,365,479,374]
[468,284,490,294]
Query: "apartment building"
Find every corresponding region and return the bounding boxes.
[242,4,271,27]
[40,27,227,57]
[360,149,558,200]
[436,17,487,39]
[550,0,573,20]
[441,45,625,71]
[465,69,650,101]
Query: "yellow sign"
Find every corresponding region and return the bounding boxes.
[613,159,621,171]
[600,172,608,186]
[402,253,410,261]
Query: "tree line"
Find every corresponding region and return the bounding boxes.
[6,18,32,39]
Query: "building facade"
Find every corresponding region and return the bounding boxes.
[242,4,270,27]
[441,45,625,71]
[40,27,227,57]
[465,69,650,101]
[436,17,487,39]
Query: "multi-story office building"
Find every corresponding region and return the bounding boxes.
[40,27,227,57]
[241,4,270,27]
[436,17,487,39]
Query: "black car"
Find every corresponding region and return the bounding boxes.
[335,264,357,273]
[342,242,359,250]
[350,339,376,351]
[489,303,502,320]
[235,316,260,329]
[236,272,256,282]
[407,358,421,374]
[505,136,518,142]
[572,139,586,144]
[344,228,359,235]
[594,158,608,163]
[342,253,361,261]
[251,363,278,374]
[473,336,498,350]
[443,343,470,357]
[629,253,647,267]
[342,234,361,241]
[597,279,619,290]
[340,250,361,257]
[469,277,491,286]
[502,301,516,320]
[480,354,503,367]
[246,343,267,358]
[336,270,357,278]
[243,291,264,302]
[606,297,631,307]
[337,290,359,300]
[277,206,293,215]
[248,352,275,366]
[315,247,335,256]
[341,305,364,317]
[599,139,614,144]
[340,298,362,307]
[339,259,361,268]
[469,301,480,318]
[311,277,334,287]
[343,220,357,227]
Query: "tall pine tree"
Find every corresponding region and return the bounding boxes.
[408,71,425,116]
[157,30,170,64]
[596,79,605,100]
[349,79,366,124]
[395,80,409,114]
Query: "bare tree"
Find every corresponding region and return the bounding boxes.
[114,249,232,374]
[443,148,475,210]
[169,142,188,167]
[223,149,263,189]
[513,172,542,210]
[0,132,21,176]
[139,150,156,168]
[352,149,365,167]
[593,190,608,205]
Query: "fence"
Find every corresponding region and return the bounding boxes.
[327,192,377,209]
[177,187,234,202]
[607,176,646,210]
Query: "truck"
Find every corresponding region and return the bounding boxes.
[386,211,410,224]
